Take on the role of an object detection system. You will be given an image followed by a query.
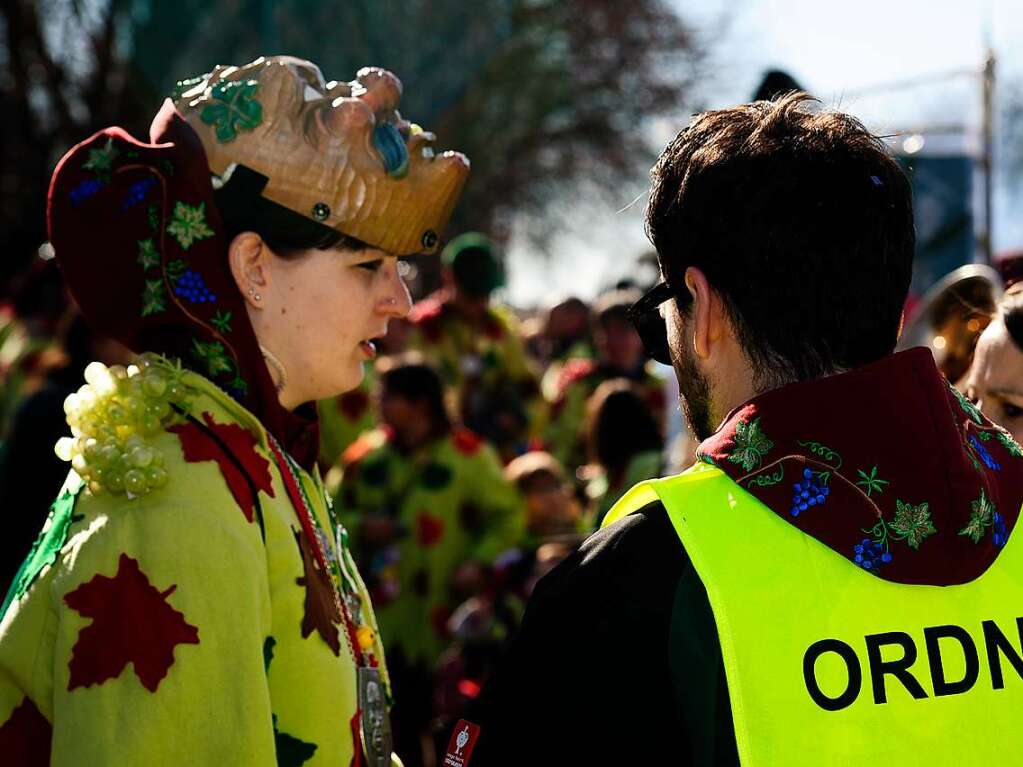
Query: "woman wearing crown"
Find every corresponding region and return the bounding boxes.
[0,56,468,765]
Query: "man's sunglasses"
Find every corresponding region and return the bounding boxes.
[626,281,689,365]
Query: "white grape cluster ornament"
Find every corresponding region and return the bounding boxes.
[55,356,192,498]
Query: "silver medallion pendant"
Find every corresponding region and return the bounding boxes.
[358,666,393,767]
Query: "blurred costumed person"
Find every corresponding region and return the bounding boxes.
[406,234,540,460]
[337,359,523,765]
[0,56,468,766]
[583,379,664,527]
[964,284,1023,445]
[545,288,666,473]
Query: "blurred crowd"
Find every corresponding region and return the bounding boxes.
[2,233,1022,766]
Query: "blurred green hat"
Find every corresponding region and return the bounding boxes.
[442,232,505,297]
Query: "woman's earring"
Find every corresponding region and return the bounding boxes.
[248,287,262,302]
[259,344,288,394]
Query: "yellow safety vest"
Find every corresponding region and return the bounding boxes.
[604,462,1023,766]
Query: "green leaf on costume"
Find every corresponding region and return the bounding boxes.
[137,239,160,271]
[167,201,215,250]
[191,339,234,377]
[889,499,936,549]
[855,466,889,497]
[263,636,276,671]
[166,259,188,280]
[147,204,160,231]
[200,80,263,143]
[272,714,317,767]
[361,459,389,487]
[82,137,119,178]
[141,278,167,316]
[421,462,454,490]
[211,310,233,334]
[229,374,249,396]
[996,429,1023,458]
[959,489,995,544]
[951,385,984,425]
[727,417,774,471]
[1,482,84,620]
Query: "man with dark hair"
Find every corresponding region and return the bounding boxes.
[462,94,1023,765]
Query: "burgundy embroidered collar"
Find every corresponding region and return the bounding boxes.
[697,348,1023,585]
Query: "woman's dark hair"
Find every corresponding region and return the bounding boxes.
[586,380,662,475]
[645,92,915,387]
[1001,288,1023,353]
[214,164,369,258]
[379,361,452,436]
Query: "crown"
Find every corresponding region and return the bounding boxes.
[173,55,469,255]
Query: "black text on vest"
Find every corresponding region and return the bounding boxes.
[802,618,1023,711]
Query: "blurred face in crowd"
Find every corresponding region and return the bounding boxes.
[378,388,424,436]
[596,314,645,372]
[964,317,1023,444]
[521,472,579,536]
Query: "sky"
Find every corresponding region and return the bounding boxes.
[504,0,1023,306]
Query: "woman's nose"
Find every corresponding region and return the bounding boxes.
[380,262,412,317]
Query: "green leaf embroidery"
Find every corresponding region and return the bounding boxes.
[166,259,188,280]
[82,137,119,178]
[745,465,784,488]
[727,417,774,471]
[951,385,984,425]
[191,339,233,377]
[855,466,889,497]
[137,239,160,271]
[147,203,160,231]
[229,374,249,395]
[996,429,1023,458]
[167,201,215,250]
[889,499,937,549]
[976,430,994,442]
[796,440,843,469]
[959,489,995,544]
[272,714,317,767]
[211,310,233,334]
[200,80,263,143]
[141,278,167,316]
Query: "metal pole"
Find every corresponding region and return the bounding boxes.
[981,51,995,264]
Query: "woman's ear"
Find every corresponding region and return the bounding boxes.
[228,232,270,310]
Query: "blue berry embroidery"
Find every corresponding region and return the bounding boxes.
[122,178,156,211]
[790,468,830,516]
[853,537,893,570]
[70,179,104,207]
[173,269,217,304]
[968,434,1001,471]
[993,512,1008,548]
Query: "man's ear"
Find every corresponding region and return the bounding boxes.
[228,232,270,309]
[683,266,725,360]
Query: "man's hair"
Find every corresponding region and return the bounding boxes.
[645,92,915,385]
[379,360,452,435]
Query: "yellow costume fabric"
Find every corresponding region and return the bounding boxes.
[0,362,396,766]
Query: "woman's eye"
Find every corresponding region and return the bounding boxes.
[1004,403,1023,419]
[357,260,383,272]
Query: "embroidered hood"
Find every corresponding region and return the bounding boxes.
[48,102,319,468]
[697,347,1023,585]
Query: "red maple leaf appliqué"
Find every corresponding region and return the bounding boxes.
[452,427,484,456]
[0,697,51,767]
[169,411,275,522]
[416,512,445,547]
[64,554,200,692]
